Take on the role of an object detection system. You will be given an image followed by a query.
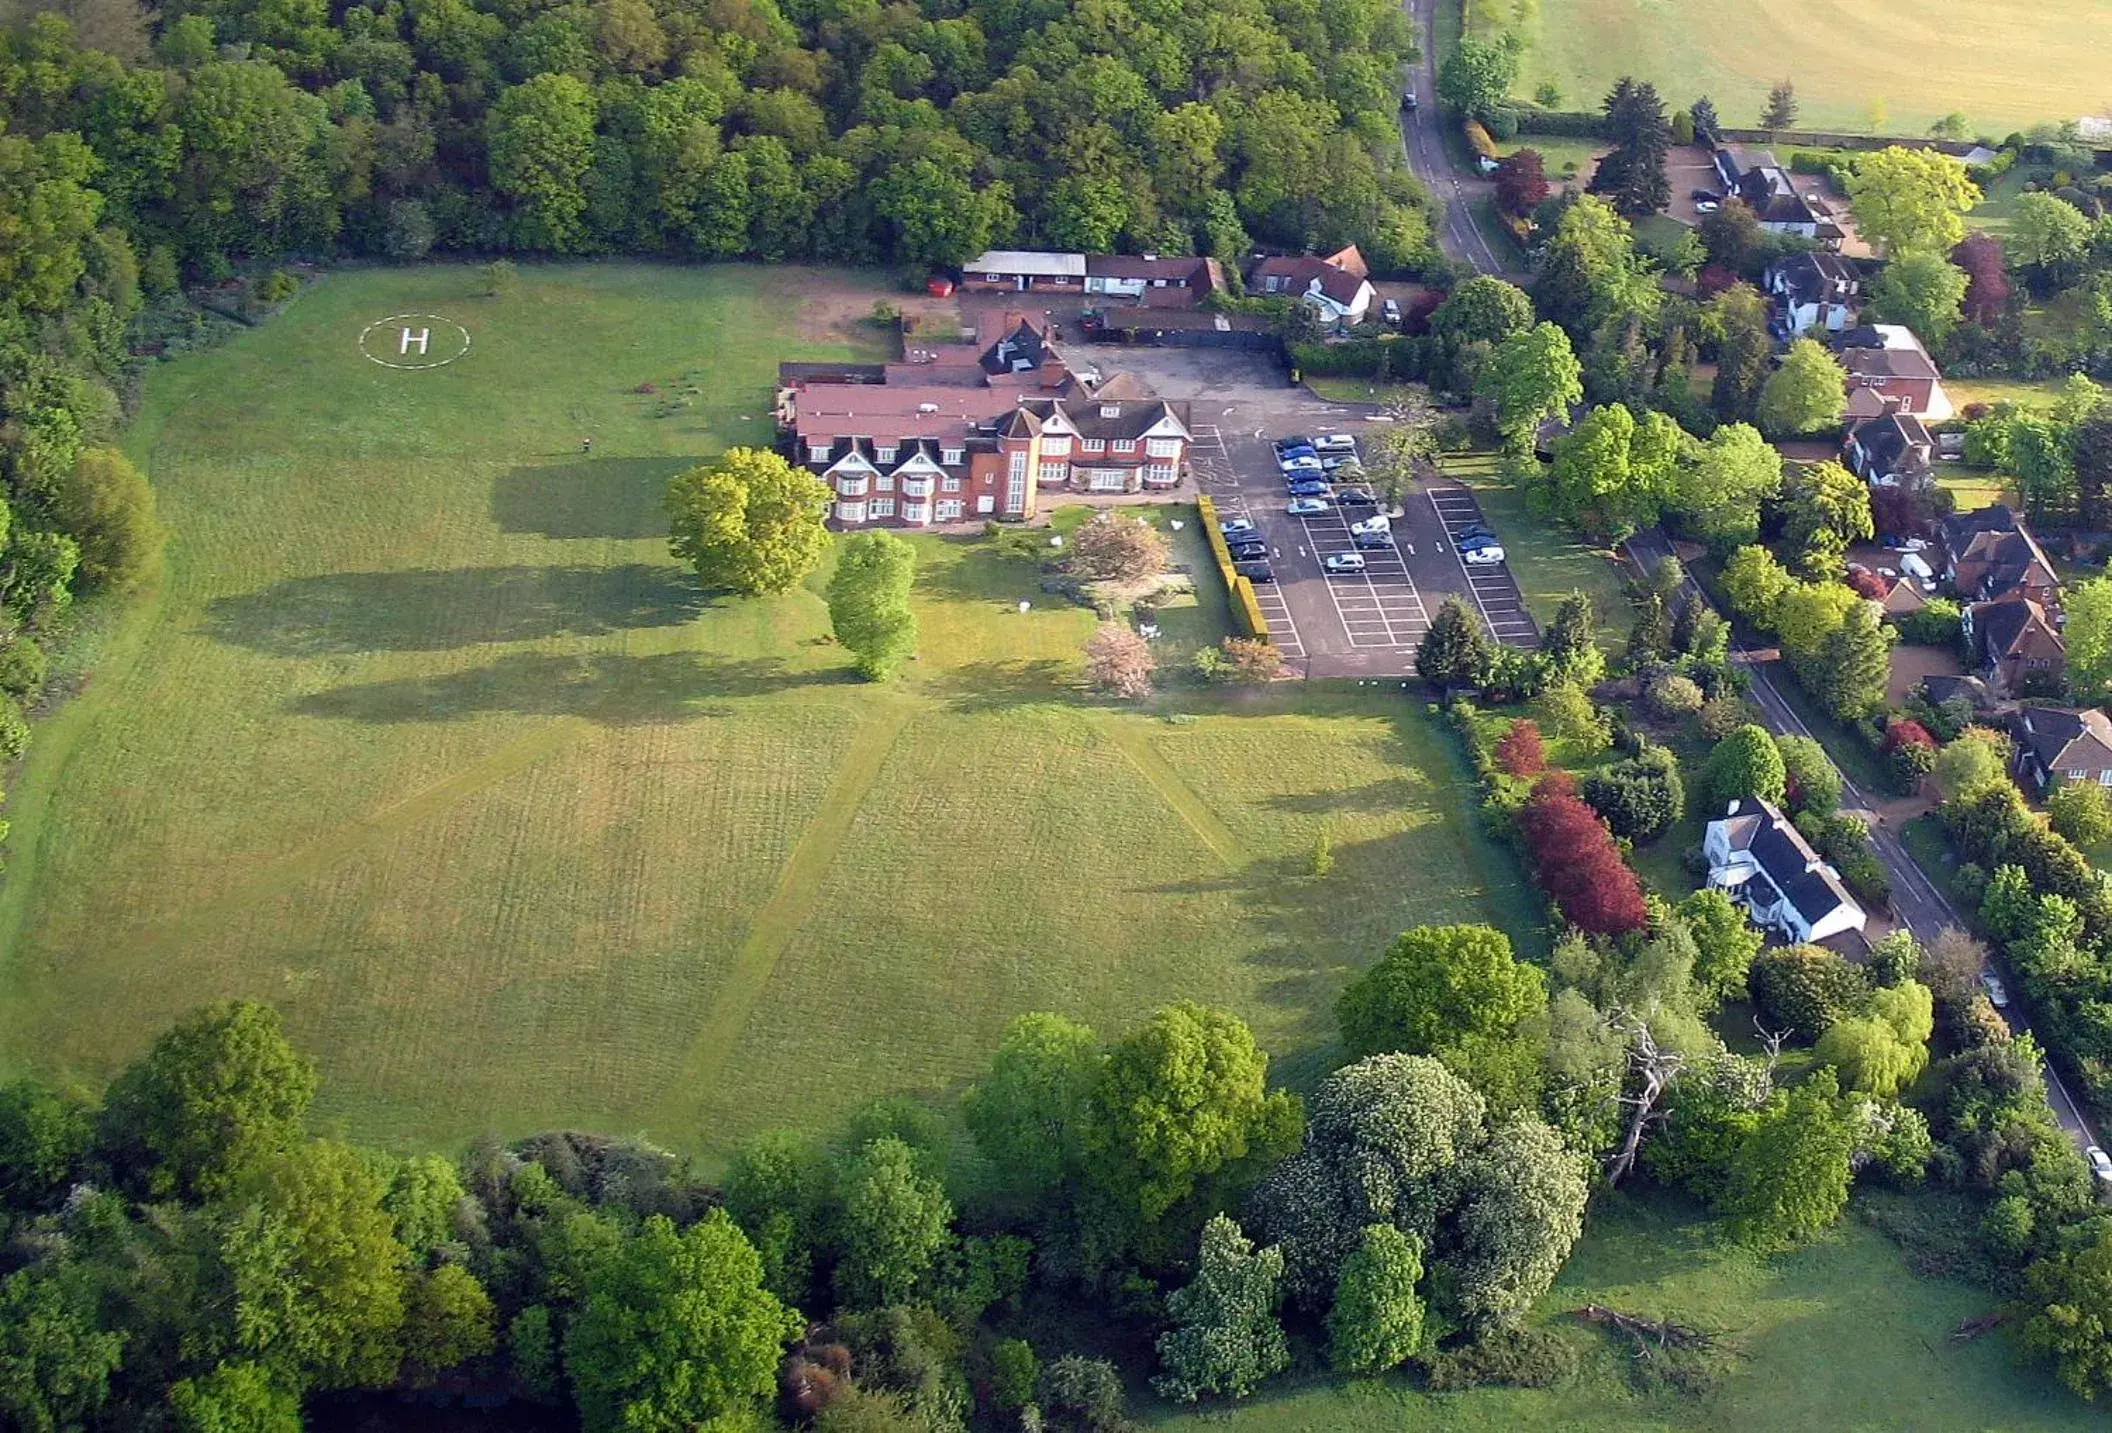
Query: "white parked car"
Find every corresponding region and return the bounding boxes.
[1312,434,1359,455]
[1695,199,1720,214]
[1286,497,1332,516]
[1900,552,1935,581]
[1323,552,1367,574]
[2090,1145,2112,1186]
[1221,516,1258,537]
[1981,970,2010,1008]
[1349,513,1392,537]
[1461,543,1507,566]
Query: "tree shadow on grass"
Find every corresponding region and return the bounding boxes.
[203,565,705,657]
[925,659,1077,713]
[1259,777,1424,816]
[917,543,1059,606]
[492,458,694,539]
[290,650,849,725]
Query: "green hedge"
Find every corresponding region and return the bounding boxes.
[1196,493,1271,641]
[1287,335,1427,379]
[1512,109,1606,138]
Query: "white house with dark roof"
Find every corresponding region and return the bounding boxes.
[1704,798,1868,946]
[1765,252,1862,337]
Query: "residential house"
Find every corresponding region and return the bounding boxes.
[1843,410,1934,489]
[1245,246,1377,329]
[2012,705,2112,795]
[1082,255,1225,307]
[778,314,1191,530]
[1712,147,1825,238]
[960,250,1088,294]
[1837,324,1954,421]
[1918,673,1996,715]
[1940,504,2062,607]
[1766,252,1863,337]
[1965,596,2065,696]
[1704,798,1869,946]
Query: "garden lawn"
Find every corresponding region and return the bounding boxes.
[0,263,1535,1160]
[1160,1191,2101,1432]
[1473,0,2112,134]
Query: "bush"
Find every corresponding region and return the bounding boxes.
[1582,745,1685,843]
[1750,945,1871,1039]
[1880,720,1938,793]
[1495,719,1546,777]
[257,269,299,303]
[1897,598,1963,648]
[1696,695,1751,742]
[1645,674,1704,719]
[0,639,47,700]
[1422,1327,1579,1391]
[1518,775,1650,935]
[2048,781,2112,847]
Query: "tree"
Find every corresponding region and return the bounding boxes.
[1495,719,1546,777]
[1760,80,1798,131]
[1757,339,1847,438]
[1868,251,1968,347]
[1416,596,1494,689]
[1327,1225,1427,1374]
[487,73,599,251]
[402,1265,498,1385]
[2010,191,2094,282]
[384,1155,468,1263]
[1589,79,1671,217]
[2049,780,2112,847]
[0,1078,93,1210]
[1708,283,1773,422]
[56,448,161,592]
[1152,1215,1289,1401]
[1781,460,1873,576]
[1671,423,1780,549]
[169,1362,302,1433]
[1083,623,1155,700]
[1699,198,1764,275]
[1531,680,1611,752]
[1700,725,1787,812]
[2021,1219,2112,1399]
[221,1140,413,1391]
[1582,745,1684,842]
[0,1265,123,1433]
[1493,150,1549,219]
[835,1137,954,1307]
[1845,147,1981,258]
[827,531,918,680]
[564,1211,802,1433]
[666,448,832,597]
[1540,591,1604,686]
[1448,1117,1588,1327]
[1690,95,1721,138]
[1725,1070,1857,1247]
[1814,981,1932,1096]
[1774,580,1858,662]
[1221,638,1285,682]
[1084,1003,1300,1237]
[1802,600,1894,721]
[1435,37,1518,120]
[2065,577,2112,703]
[1931,726,2012,797]
[1337,924,1548,1059]
[963,1012,1101,1202]
[1953,232,2013,326]
[1750,945,1870,1037]
[1430,276,1535,350]
[1069,513,1170,583]
[1518,776,1649,935]
[1774,733,1842,816]
[1537,403,1680,539]
[1476,322,1583,448]
[98,999,317,1200]
[1680,888,1765,1005]
[871,157,1015,272]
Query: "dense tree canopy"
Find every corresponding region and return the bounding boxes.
[667,447,833,597]
[1337,924,1548,1059]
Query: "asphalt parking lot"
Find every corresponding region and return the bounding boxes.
[1189,405,1538,677]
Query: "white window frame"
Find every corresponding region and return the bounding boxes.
[1145,463,1176,485]
[942,476,963,492]
[1113,439,1137,454]
[977,494,995,514]
[836,501,866,523]
[941,447,965,466]
[876,445,897,463]
[935,499,965,520]
[903,501,932,523]
[874,472,894,491]
[1146,438,1181,458]
[1037,461,1069,485]
[1082,438,1106,453]
[808,442,832,462]
[1088,469,1126,493]
[869,497,896,518]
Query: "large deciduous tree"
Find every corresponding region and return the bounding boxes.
[1868,250,1968,347]
[962,1012,1101,1204]
[1671,422,1780,549]
[827,531,918,681]
[1326,1225,1425,1373]
[1845,146,1981,258]
[1781,460,1873,576]
[1475,322,1583,449]
[1536,402,1681,539]
[0,1264,124,1433]
[98,999,317,1201]
[1724,1069,1858,1247]
[1756,339,1847,438]
[2064,577,2112,703]
[1083,622,1156,699]
[834,1137,954,1307]
[1448,1117,1588,1327]
[667,447,832,597]
[1069,512,1170,583]
[2021,1218,2112,1399]
[1435,37,1517,119]
[1336,924,1548,1059]
[1518,775,1649,936]
[564,1211,801,1433]
[1700,724,1787,813]
[1151,1215,1289,1402]
[488,73,599,251]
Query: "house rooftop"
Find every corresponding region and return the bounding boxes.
[1719,797,1859,932]
[1971,596,2062,661]
[964,249,1087,278]
[2015,705,2112,765]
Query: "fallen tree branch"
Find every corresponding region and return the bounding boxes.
[1571,1304,1715,1351]
[1949,1311,2004,1343]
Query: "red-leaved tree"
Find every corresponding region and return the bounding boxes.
[1846,566,1889,600]
[1952,233,2012,328]
[1495,719,1547,777]
[1518,775,1649,936]
[1880,719,1936,755]
[1494,149,1550,218]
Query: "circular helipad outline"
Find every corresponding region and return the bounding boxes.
[358,314,472,370]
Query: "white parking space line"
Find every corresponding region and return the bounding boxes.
[1193,426,1307,659]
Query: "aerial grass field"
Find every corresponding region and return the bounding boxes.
[1475,0,2112,134]
[0,262,1538,1157]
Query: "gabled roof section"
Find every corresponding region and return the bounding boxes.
[2015,706,2112,769]
[1716,798,1856,929]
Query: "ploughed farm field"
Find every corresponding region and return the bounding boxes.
[1491,0,2112,134]
[0,262,1537,1158]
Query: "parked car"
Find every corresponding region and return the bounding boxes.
[1323,552,1367,574]
[1312,434,1359,455]
[1286,497,1332,516]
[1221,516,1258,537]
[1353,530,1395,550]
[1694,200,1720,214]
[1454,522,1497,543]
[2090,1145,2112,1186]
[1335,485,1378,507]
[1383,297,1403,326]
[1287,478,1331,497]
[1272,435,1315,455]
[1235,559,1276,584]
[1349,512,1391,536]
[1320,454,1362,473]
[1981,970,2011,1008]
[1690,189,1721,202]
[1401,89,1417,113]
[1228,539,1269,561]
[1279,456,1324,476]
[1461,544,1507,566]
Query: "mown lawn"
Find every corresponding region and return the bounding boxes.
[0,263,1536,1159]
[1476,0,2112,134]
[1162,1191,2100,1433]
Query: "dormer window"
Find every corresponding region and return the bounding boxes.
[808,441,831,461]
[941,447,965,466]
[877,445,897,463]
[1100,404,1120,418]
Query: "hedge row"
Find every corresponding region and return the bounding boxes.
[1287,336,1429,379]
[1196,493,1271,640]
